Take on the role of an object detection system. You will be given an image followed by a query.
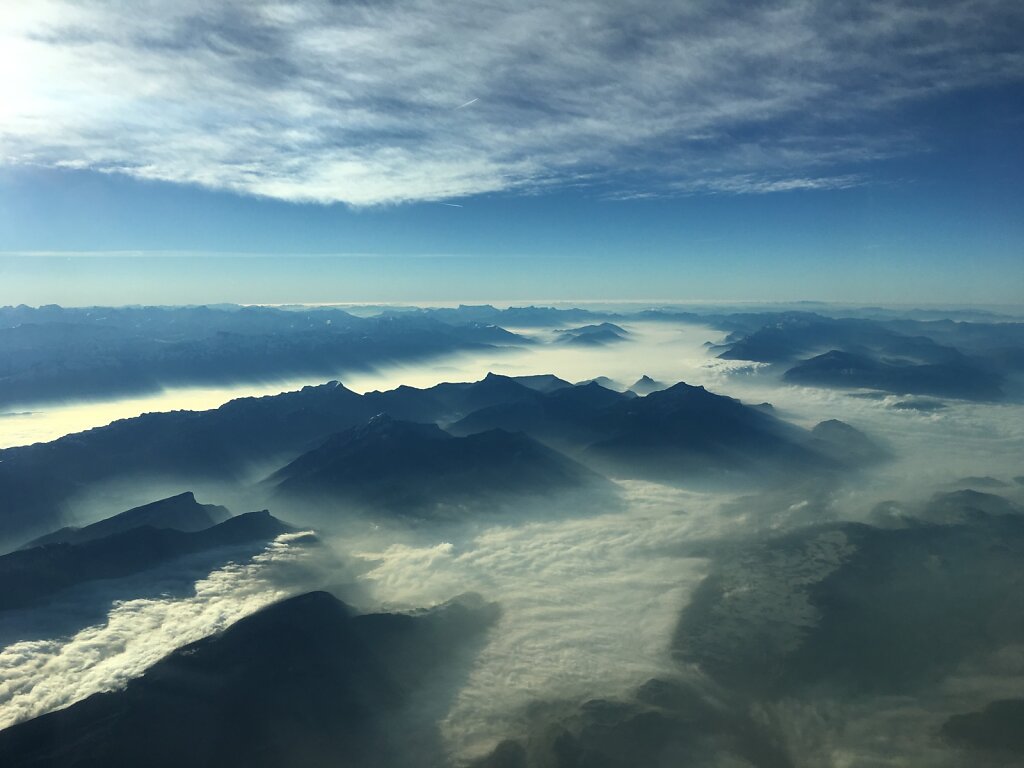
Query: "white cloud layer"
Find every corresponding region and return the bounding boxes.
[0,531,317,729]
[351,486,722,760]
[1,1,1021,204]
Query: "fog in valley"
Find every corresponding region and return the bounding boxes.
[2,306,1023,767]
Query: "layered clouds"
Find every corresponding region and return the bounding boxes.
[2,1,1022,205]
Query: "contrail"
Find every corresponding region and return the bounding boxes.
[441,203,464,208]
[454,98,478,110]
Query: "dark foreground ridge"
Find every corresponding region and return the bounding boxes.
[0,590,500,768]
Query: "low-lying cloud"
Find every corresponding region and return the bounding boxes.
[351,485,721,760]
[0,531,318,729]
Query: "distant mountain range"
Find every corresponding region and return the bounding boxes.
[5,303,1018,408]
[713,312,1024,400]
[628,374,666,395]
[0,304,528,407]
[0,590,499,768]
[452,379,880,484]
[784,349,1004,400]
[556,322,630,346]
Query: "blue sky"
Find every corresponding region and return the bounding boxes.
[0,1,1022,305]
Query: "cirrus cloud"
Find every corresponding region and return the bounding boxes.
[1,1,1022,205]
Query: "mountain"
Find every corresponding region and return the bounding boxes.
[556,322,629,346]
[269,415,609,517]
[783,349,1004,400]
[362,372,542,424]
[674,505,1024,699]
[628,374,665,395]
[805,419,889,468]
[453,380,837,484]
[715,313,954,364]
[0,374,558,541]
[507,374,573,393]
[23,491,230,548]
[574,376,628,391]
[0,590,499,768]
[581,382,828,482]
[448,380,634,450]
[712,312,1021,401]
[0,509,292,611]
[0,305,529,407]
[0,372,875,542]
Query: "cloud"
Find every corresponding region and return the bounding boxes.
[350,486,724,760]
[0,531,319,729]
[1,1,1022,205]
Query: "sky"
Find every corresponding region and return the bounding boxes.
[0,0,1022,305]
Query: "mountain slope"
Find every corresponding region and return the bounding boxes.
[24,491,230,548]
[453,380,841,484]
[0,591,499,768]
[0,509,292,611]
[269,415,608,517]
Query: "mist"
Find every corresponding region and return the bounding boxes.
[2,311,1023,767]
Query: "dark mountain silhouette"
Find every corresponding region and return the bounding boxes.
[454,380,838,484]
[923,489,1024,523]
[0,510,291,611]
[0,380,377,543]
[0,374,565,541]
[362,372,543,424]
[448,380,633,449]
[269,415,608,517]
[574,376,627,392]
[23,491,229,548]
[715,313,960,364]
[581,382,828,482]
[784,349,1004,400]
[870,488,1024,527]
[713,312,1022,401]
[628,374,666,395]
[806,419,889,468]
[0,590,499,768]
[0,373,878,541]
[556,322,629,346]
[508,374,573,393]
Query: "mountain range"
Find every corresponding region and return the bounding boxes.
[0,373,886,543]
[269,415,609,518]
[0,498,291,611]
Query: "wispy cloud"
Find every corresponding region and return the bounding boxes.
[1,1,1021,205]
[351,490,718,760]
[0,531,318,728]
